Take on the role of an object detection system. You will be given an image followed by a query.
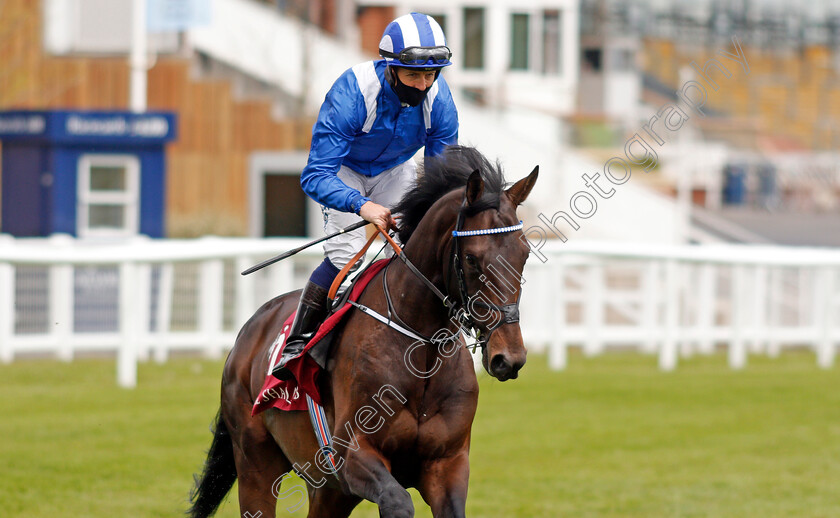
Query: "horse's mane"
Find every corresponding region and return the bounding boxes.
[393,145,506,244]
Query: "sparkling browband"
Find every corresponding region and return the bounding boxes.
[452,221,524,237]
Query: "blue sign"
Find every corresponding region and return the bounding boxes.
[0,110,176,238]
[147,0,212,33]
[0,110,177,145]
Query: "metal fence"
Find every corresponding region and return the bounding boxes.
[1,234,838,387]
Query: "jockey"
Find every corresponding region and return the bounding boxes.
[272,12,459,380]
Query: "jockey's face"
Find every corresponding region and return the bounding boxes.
[395,68,437,91]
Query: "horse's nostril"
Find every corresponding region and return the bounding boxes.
[490,354,510,377]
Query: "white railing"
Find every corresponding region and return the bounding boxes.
[521,241,840,372]
[1,234,838,387]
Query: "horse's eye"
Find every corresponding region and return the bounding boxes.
[465,254,479,270]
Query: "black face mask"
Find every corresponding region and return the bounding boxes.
[390,69,433,107]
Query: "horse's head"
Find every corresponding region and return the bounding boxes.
[395,146,539,381]
[452,167,538,381]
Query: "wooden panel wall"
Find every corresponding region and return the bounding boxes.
[0,0,314,236]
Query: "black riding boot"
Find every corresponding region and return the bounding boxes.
[271,281,328,380]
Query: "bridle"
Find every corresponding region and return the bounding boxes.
[366,195,524,351]
[448,199,523,347]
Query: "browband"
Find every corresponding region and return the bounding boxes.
[451,221,523,237]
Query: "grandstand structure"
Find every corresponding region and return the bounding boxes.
[581,0,840,147]
[576,0,840,245]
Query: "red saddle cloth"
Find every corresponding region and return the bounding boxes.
[251,259,389,415]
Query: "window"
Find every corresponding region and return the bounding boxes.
[582,48,603,72]
[510,14,530,70]
[543,9,562,75]
[77,155,139,238]
[463,8,485,70]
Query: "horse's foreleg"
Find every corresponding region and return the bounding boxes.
[417,452,470,518]
[341,448,415,518]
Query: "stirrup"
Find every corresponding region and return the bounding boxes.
[271,339,306,380]
[270,282,328,381]
[271,328,318,380]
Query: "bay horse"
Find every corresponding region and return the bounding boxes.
[188,146,538,518]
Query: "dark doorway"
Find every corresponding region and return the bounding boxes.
[263,173,307,237]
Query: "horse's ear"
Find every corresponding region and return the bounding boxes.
[505,166,539,206]
[465,169,484,206]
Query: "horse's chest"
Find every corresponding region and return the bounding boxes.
[382,393,477,458]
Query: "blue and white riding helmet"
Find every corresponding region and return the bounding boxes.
[379,13,452,69]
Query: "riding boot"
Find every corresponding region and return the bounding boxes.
[271,281,328,381]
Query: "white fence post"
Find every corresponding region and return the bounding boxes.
[678,262,692,359]
[729,265,747,369]
[642,261,660,354]
[659,259,679,371]
[118,260,138,388]
[236,255,256,331]
[49,234,74,362]
[135,262,152,361]
[767,267,782,358]
[584,261,604,357]
[153,263,174,363]
[696,262,716,354]
[199,258,225,359]
[749,265,768,354]
[269,259,294,297]
[548,257,567,370]
[799,268,810,329]
[816,267,835,369]
[0,247,13,363]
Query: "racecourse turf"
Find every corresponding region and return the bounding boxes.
[1,350,839,517]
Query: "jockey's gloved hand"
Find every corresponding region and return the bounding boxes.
[359,201,397,231]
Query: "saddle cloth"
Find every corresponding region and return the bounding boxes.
[251,259,389,415]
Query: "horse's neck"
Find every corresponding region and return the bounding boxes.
[388,236,453,337]
[327,212,474,414]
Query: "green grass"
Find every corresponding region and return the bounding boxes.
[1,351,839,517]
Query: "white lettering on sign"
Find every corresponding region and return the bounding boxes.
[65,115,169,138]
[66,116,128,136]
[0,115,46,134]
[130,117,169,137]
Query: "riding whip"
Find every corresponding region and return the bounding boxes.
[241,220,370,275]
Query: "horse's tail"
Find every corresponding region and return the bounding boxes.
[187,410,237,518]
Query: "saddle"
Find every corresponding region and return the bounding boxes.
[251,258,389,414]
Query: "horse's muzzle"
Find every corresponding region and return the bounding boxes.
[489,352,525,381]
